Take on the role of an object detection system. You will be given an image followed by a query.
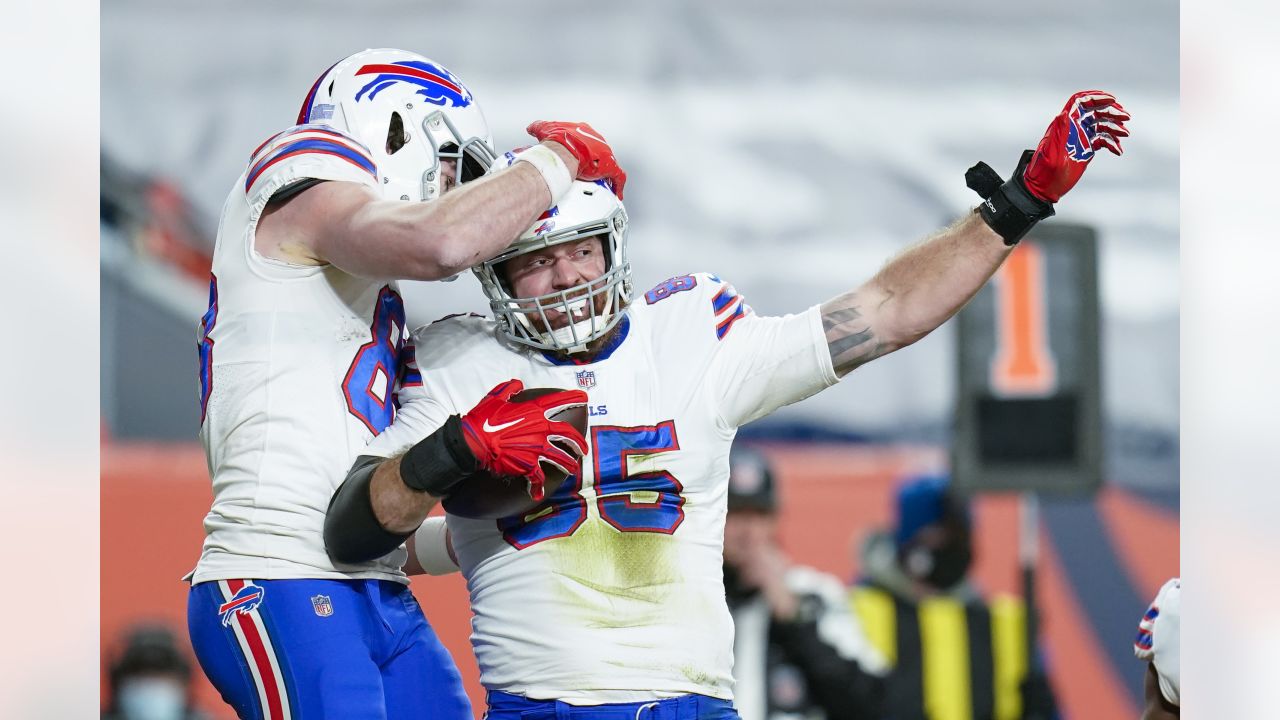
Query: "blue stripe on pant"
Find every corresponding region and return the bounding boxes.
[484,691,740,720]
[188,578,471,719]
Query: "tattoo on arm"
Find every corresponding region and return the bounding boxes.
[820,213,1010,378]
[821,300,886,375]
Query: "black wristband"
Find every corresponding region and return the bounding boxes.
[400,415,479,496]
[967,149,1056,246]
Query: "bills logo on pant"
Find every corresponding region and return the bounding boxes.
[576,370,596,390]
[218,582,264,627]
[311,595,334,618]
[354,61,474,107]
[1065,102,1096,162]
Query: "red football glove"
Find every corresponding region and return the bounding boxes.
[527,120,628,199]
[1022,90,1130,203]
[458,379,588,502]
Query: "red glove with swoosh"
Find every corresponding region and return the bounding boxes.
[1023,90,1130,203]
[459,379,589,502]
[527,120,628,199]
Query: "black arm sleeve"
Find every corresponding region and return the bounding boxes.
[325,417,477,565]
[770,604,886,720]
[324,455,414,565]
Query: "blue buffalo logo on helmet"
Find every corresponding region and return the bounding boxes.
[354,60,474,108]
[217,583,265,627]
[1065,103,1096,162]
[533,205,560,236]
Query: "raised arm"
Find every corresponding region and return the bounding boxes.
[823,90,1129,377]
[259,119,627,281]
[258,141,576,280]
[821,213,1008,376]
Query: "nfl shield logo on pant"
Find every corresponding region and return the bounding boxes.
[311,595,333,617]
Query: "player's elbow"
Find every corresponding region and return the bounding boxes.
[882,317,932,353]
[322,482,372,565]
[398,226,476,280]
[403,199,493,279]
[426,235,478,279]
[890,319,931,350]
[876,290,952,351]
[322,512,366,566]
[323,459,412,565]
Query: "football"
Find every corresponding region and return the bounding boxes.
[442,387,589,520]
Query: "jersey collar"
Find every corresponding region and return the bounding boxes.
[538,314,631,366]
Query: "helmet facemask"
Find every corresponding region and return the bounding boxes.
[474,183,631,355]
[402,108,497,201]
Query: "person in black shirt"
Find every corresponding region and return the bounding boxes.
[723,445,887,720]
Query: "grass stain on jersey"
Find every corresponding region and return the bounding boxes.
[550,518,680,630]
[677,664,716,687]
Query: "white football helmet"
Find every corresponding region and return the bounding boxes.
[295,48,496,202]
[474,177,631,354]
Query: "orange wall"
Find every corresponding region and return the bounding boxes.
[103,442,1169,719]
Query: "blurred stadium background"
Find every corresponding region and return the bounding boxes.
[101,1,1177,717]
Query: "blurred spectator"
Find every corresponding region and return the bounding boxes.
[101,152,213,282]
[104,625,208,720]
[849,475,1058,720]
[723,445,887,720]
[1133,578,1180,718]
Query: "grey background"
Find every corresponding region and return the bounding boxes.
[100,0,1177,491]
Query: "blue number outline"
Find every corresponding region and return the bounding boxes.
[198,274,219,423]
[498,421,685,548]
[341,285,406,435]
[498,472,589,550]
[593,421,685,534]
[644,275,697,305]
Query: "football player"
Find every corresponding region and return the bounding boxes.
[186,47,626,719]
[1135,578,1180,718]
[325,91,1130,719]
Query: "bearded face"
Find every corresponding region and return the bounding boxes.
[500,236,611,333]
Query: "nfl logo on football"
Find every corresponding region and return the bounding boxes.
[575,370,596,390]
[311,594,333,618]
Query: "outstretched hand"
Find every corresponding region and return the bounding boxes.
[1022,90,1130,203]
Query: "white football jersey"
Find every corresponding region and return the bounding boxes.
[367,273,839,702]
[192,125,412,585]
[1134,577,1180,706]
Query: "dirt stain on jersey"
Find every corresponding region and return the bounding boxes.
[677,664,715,687]
[550,518,680,629]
